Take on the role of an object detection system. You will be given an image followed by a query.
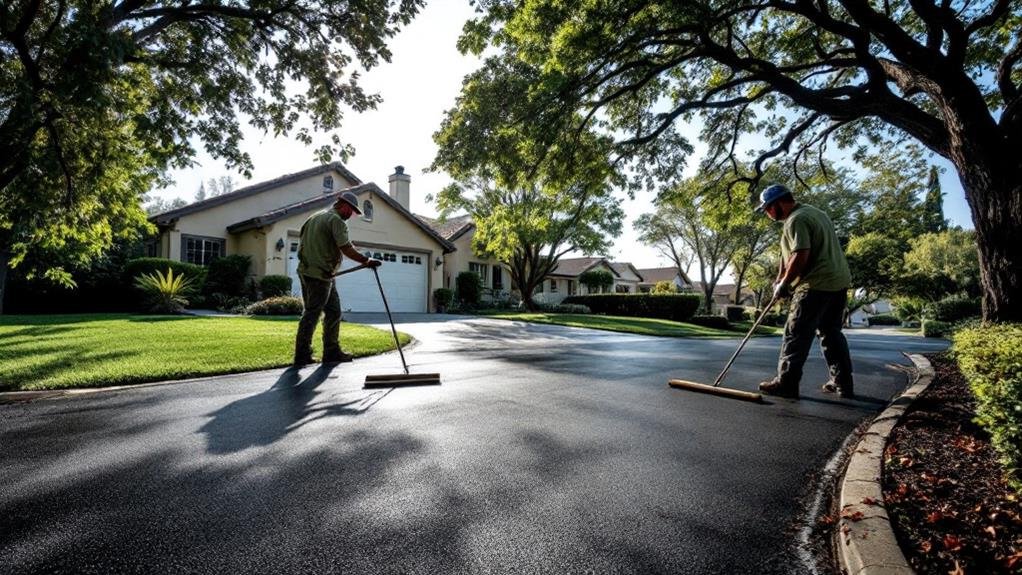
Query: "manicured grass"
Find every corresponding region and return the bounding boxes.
[0,314,411,392]
[481,312,783,338]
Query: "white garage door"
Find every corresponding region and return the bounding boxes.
[287,242,428,313]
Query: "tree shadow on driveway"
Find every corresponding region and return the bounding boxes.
[199,365,390,454]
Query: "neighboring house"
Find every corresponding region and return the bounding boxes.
[149,163,455,313]
[534,257,642,305]
[636,267,693,292]
[609,262,643,293]
[414,214,509,302]
[848,298,895,327]
[691,282,756,312]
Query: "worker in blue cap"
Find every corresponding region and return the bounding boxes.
[756,184,854,399]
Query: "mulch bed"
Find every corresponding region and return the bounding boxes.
[883,352,1022,573]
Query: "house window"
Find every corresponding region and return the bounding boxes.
[145,239,159,258]
[181,235,225,266]
[550,279,558,293]
[492,266,503,289]
[469,262,488,283]
[568,280,576,295]
[362,199,374,221]
[323,175,334,191]
[616,284,631,293]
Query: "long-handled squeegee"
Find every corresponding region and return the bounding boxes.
[667,295,778,403]
[335,263,441,388]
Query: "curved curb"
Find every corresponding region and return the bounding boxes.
[836,353,934,575]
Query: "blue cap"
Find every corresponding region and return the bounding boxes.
[756,184,792,212]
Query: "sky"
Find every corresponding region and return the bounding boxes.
[157,0,974,279]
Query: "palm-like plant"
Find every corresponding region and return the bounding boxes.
[134,268,197,314]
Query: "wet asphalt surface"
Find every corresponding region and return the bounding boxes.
[0,315,948,574]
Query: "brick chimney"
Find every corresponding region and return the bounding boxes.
[388,165,410,210]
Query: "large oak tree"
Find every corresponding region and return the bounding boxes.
[1,0,421,311]
[454,0,1021,322]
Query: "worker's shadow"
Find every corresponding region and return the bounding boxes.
[200,364,389,455]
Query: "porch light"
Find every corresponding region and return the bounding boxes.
[434,256,443,269]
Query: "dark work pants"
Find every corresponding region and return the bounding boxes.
[294,274,342,360]
[777,289,853,389]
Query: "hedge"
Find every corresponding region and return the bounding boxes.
[924,294,981,323]
[953,324,1022,492]
[246,296,304,315]
[260,275,293,298]
[867,314,901,326]
[688,315,731,330]
[202,254,251,298]
[922,319,951,338]
[561,293,700,322]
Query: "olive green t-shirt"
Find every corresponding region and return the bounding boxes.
[297,209,350,280]
[781,203,851,292]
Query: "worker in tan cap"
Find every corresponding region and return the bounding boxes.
[293,191,381,366]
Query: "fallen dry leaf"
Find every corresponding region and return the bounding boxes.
[861,497,880,506]
[948,559,965,575]
[1003,552,1022,569]
[943,534,963,552]
[841,509,865,521]
[919,540,933,553]
[984,526,997,538]
[817,514,836,526]
[927,511,944,524]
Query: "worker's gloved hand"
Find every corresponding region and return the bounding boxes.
[366,258,382,268]
[772,281,791,301]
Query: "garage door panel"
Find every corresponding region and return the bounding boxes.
[288,245,428,313]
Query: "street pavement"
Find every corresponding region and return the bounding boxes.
[0,316,947,574]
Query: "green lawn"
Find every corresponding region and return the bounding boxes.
[0,314,411,392]
[481,312,783,338]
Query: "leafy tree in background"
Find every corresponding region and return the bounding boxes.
[922,166,949,233]
[845,233,905,314]
[0,0,422,313]
[902,229,981,298]
[453,0,1022,321]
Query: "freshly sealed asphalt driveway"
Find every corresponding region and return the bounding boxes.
[0,316,947,574]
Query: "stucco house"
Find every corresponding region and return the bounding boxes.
[413,214,509,301]
[149,163,461,313]
[532,257,644,305]
[636,267,693,292]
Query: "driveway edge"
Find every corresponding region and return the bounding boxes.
[835,353,933,575]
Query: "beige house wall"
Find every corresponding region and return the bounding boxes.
[443,227,508,293]
[264,188,447,311]
[535,262,618,305]
[163,169,358,260]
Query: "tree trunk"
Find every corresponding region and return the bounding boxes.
[952,141,1022,323]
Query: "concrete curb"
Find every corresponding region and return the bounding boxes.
[836,353,934,575]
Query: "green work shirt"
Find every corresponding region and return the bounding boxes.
[781,203,851,292]
[297,209,351,280]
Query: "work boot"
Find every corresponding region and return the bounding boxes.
[293,354,317,367]
[321,350,354,364]
[821,380,854,399]
[759,378,799,399]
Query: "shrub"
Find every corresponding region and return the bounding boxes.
[210,293,251,313]
[953,324,1022,492]
[124,258,205,286]
[922,319,951,338]
[868,314,900,326]
[924,294,981,323]
[688,315,731,329]
[562,293,700,322]
[203,254,251,298]
[724,305,744,322]
[539,303,591,314]
[651,280,677,294]
[455,271,482,305]
[260,275,293,298]
[246,296,304,315]
[892,297,925,323]
[134,268,197,314]
[433,288,454,311]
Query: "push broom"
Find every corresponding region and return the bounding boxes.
[335,263,441,388]
[667,295,778,403]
